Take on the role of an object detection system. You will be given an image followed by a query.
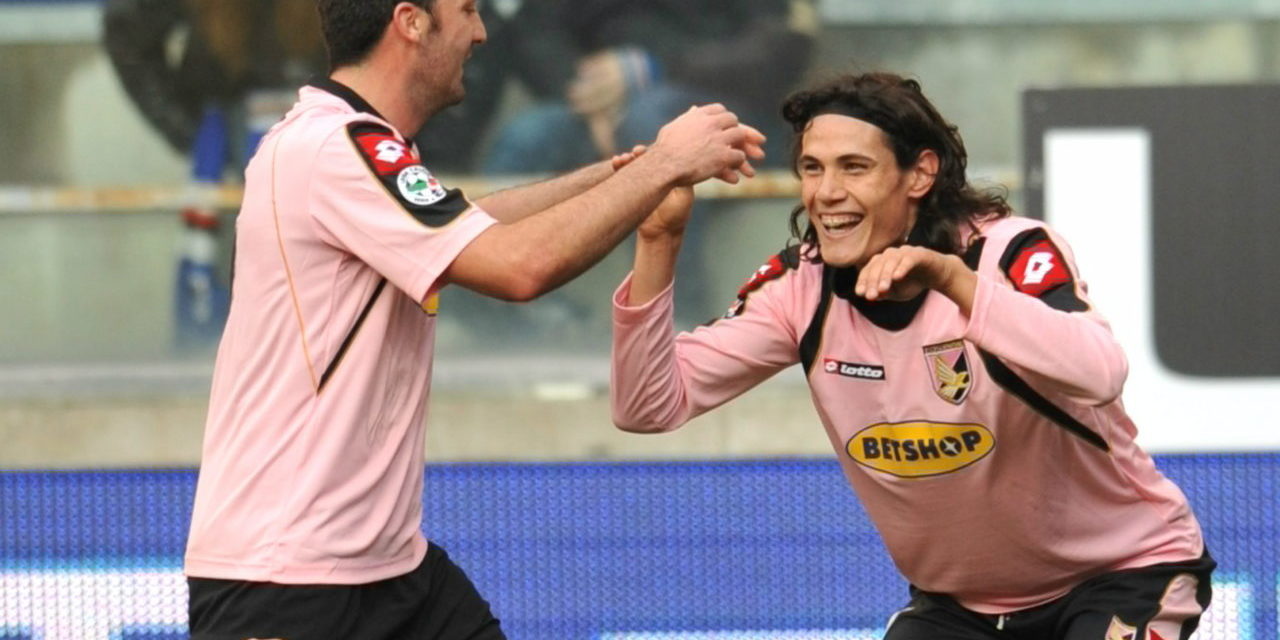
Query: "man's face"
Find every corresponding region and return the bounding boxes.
[414,0,487,108]
[798,114,929,268]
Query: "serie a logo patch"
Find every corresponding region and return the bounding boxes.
[923,339,973,404]
[397,165,448,206]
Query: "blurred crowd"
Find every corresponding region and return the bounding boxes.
[103,0,819,177]
[101,0,820,345]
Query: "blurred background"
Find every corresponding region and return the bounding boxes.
[2,0,1279,638]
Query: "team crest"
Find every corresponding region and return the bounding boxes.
[1105,616,1137,640]
[397,165,448,206]
[923,339,972,404]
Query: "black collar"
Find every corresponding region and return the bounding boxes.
[307,76,386,120]
[827,224,932,331]
[830,267,928,331]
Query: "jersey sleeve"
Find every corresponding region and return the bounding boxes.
[611,261,802,433]
[309,121,498,302]
[964,223,1129,406]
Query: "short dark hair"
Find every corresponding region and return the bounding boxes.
[315,0,434,70]
[782,72,1011,257]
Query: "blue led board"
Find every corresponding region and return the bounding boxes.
[0,456,1273,638]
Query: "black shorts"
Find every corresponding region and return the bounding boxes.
[885,550,1215,640]
[188,543,505,640]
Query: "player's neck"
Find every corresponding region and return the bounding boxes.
[331,63,426,137]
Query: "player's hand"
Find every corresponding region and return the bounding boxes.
[638,186,695,241]
[611,144,647,171]
[714,124,767,185]
[855,245,966,302]
[649,104,755,186]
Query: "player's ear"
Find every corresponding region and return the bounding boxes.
[907,149,939,199]
[390,1,431,43]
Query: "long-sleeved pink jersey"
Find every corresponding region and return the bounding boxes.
[611,215,1203,614]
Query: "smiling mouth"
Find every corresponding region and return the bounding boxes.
[819,214,864,236]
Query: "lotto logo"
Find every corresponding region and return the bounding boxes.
[823,358,886,380]
[375,140,406,164]
[1008,240,1070,297]
[1022,251,1056,285]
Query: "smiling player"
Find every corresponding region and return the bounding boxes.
[611,72,1214,640]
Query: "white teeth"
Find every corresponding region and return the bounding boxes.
[820,214,863,231]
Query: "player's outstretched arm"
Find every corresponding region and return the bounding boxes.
[474,159,616,224]
[475,146,651,223]
[444,104,764,302]
[628,186,694,307]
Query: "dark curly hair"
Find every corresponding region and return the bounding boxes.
[782,72,1010,259]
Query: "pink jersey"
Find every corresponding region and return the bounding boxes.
[185,80,497,584]
[612,215,1203,613]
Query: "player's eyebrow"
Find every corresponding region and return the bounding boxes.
[799,153,878,164]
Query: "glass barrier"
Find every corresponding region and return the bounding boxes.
[0,195,817,394]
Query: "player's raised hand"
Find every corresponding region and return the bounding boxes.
[638,186,695,242]
[714,123,767,184]
[856,245,969,303]
[647,104,753,186]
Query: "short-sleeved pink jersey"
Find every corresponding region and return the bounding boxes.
[612,215,1203,614]
[185,80,497,584]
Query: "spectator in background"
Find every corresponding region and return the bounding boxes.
[484,0,817,173]
[104,0,515,172]
[103,0,325,163]
[105,0,331,349]
[476,0,817,328]
[103,0,520,349]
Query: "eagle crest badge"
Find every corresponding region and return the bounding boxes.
[923,340,972,405]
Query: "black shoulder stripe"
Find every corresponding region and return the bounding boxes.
[998,227,1088,312]
[979,349,1110,452]
[345,122,470,229]
[402,189,471,229]
[799,265,835,375]
[348,120,395,137]
[778,243,803,270]
[962,236,986,270]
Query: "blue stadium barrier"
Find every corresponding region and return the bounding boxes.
[0,455,1273,639]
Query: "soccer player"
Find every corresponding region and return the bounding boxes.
[182,0,764,638]
[611,72,1214,640]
